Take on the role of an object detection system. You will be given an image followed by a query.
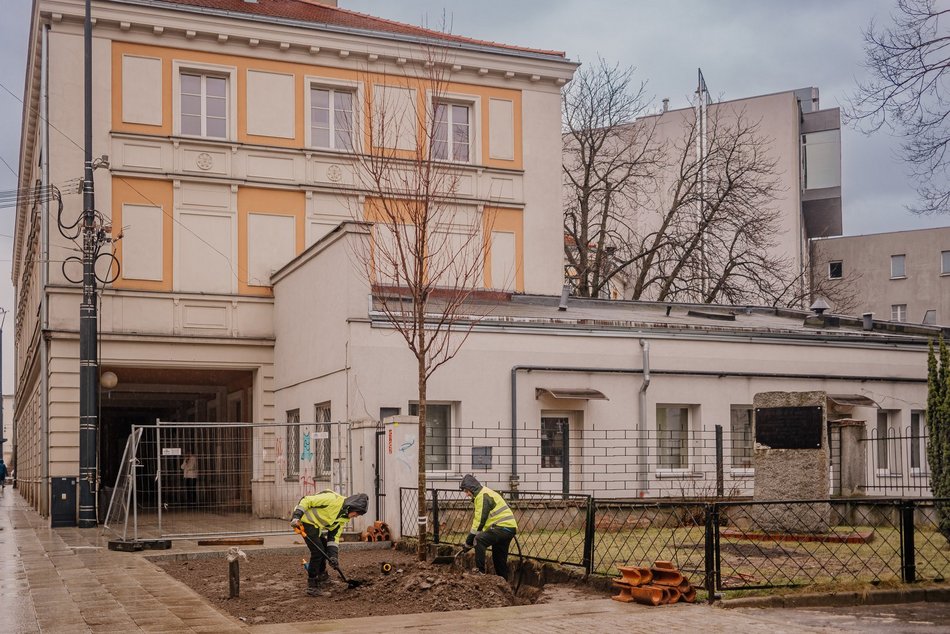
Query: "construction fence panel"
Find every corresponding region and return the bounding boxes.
[400,487,592,569]
[106,421,352,541]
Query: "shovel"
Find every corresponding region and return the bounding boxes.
[432,547,468,568]
[293,524,364,589]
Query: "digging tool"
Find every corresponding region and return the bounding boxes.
[432,547,466,568]
[293,524,364,589]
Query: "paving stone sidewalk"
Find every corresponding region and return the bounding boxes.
[0,488,941,633]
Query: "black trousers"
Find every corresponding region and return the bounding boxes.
[303,523,329,580]
[475,527,516,579]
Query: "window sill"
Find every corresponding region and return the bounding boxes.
[174,132,233,143]
[889,276,906,281]
[729,468,755,478]
[654,469,702,479]
[874,471,904,478]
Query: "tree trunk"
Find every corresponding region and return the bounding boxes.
[416,334,428,561]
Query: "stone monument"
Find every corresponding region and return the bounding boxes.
[752,391,831,533]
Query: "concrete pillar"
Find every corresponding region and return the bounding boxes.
[383,416,419,540]
[835,419,867,497]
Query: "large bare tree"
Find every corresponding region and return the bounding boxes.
[341,51,492,560]
[848,0,950,214]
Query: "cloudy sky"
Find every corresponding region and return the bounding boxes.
[0,0,947,392]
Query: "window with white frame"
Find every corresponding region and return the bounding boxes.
[875,411,901,474]
[942,250,950,275]
[891,254,906,278]
[730,406,753,469]
[286,409,300,480]
[311,87,354,151]
[910,410,927,471]
[891,304,907,322]
[314,402,332,478]
[541,417,568,469]
[657,406,690,469]
[180,72,228,138]
[409,402,452,470]
[432,101,471,162]
[828,261,843,279]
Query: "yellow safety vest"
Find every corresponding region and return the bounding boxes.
[471,487,517,532]
[294,490,349,544]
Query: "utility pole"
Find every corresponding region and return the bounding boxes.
[78,0,99,528]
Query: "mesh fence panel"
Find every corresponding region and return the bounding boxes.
[915,499,950,582]
[400,487,591,568]
[106,421,352,540]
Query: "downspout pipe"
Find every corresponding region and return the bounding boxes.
[638,340,650,495]
[509,362,925,492]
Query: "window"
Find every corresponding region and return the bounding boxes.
[314,402,332,478]
[923,309,937,325]
[730,407,753,469]
[408,402,451,470]
[875,411,901,474]
[891,254,906,278]
[311,87,354,151]
[942,250,950,275]
[432,101,471,162]
[891,304,907,322]
[910,411,927,471]
[541,417,568,469]
[180,73,228,138]
[286,409,300,480]
[657,406,689,469]
[828,261,843,279]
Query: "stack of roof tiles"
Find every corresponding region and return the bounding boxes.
[611,561,697,606]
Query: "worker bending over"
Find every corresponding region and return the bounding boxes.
[459,474,518,579]
[290,490,368,596]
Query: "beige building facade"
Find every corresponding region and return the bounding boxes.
[810,226,950,325]
[12,0,575,519]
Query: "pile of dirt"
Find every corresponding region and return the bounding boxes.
[155,547,598,625]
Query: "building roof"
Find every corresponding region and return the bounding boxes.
[143,0,567,58]
[370,292,946,345]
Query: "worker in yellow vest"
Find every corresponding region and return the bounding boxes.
[290,490,368,596]
[459,474,518,579]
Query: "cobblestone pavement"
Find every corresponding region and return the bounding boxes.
[1,488,946,633]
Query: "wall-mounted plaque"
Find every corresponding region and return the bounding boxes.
[754,406,823,449]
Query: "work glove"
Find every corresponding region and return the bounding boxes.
[290,517,301,529]
[460,544,473,553]
[465,532,476,548]
[328,545,339,568]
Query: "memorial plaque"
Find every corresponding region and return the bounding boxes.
[754,406,823,449]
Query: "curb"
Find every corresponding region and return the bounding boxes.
[719,585,950,609]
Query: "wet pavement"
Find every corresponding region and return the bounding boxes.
[1,487,947,633]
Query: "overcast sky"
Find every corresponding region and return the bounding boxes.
[0,0,948,393]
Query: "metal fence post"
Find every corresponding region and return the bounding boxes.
[582,496,596,577]
[900,500,917,583]
[432,489,440,544]
[399,487,405,538]
[704,503,719,603]
[714,424,724,498]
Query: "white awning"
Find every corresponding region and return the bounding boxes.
[535,387,608,401]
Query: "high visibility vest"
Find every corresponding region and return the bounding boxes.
[294,490,349,544]
[472,487,517,532]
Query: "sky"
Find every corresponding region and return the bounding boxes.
[0,0,948,393]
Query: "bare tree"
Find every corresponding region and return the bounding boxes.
[848,0,950,214]
[341,49,492,561]
[562,58,661,299]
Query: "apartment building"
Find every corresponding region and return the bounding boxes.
[12,0,575,518]
[811,226,950,325]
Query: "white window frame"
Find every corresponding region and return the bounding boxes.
[655,404,694,474]
[428,91,481,164]
[729,405,754,476]
[408,401,454,473]
[172,60,238,140]
[890,253,906,279]
[313,402,332,479]
[286,409,300,481]
[941,250,950,275]
[875,410,901,477]
[891,304,907,322]
[305,77,364,153]
[910,410,928,475]
[828,261,843,280]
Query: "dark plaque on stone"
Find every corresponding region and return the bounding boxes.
[754,406,823,449]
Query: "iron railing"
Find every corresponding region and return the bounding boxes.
[861,427,932,497]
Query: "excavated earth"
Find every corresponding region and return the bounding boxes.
[156,547,602,625]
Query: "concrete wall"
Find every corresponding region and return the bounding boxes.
[811,226,950,325]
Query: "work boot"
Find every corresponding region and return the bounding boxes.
[316,571,330,583]
[306,577,330,598]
